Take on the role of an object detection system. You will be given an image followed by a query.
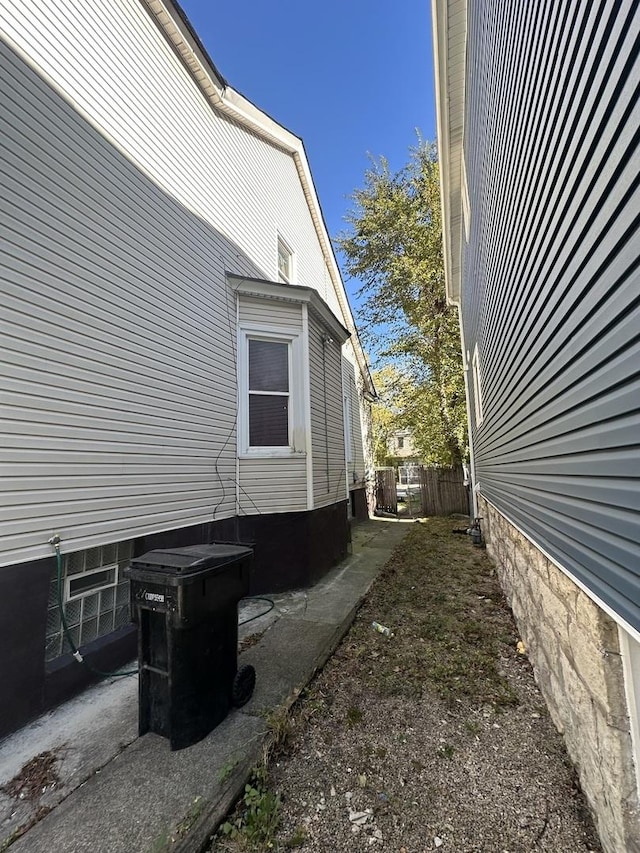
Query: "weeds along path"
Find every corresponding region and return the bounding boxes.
[214,518,601,853]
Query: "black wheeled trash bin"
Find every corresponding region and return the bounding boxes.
[125,544,256,750]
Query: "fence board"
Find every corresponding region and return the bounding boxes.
[419,466,470,516]
[374,468,397,514]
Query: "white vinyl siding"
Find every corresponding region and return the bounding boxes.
[342,356,366,487]
[0,37,254,565]
[0,0,327,296]
[237,296,307,514]
[0,1,370,563]
[237,458,307,515]
[309,316,347,508]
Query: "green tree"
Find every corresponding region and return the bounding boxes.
[338,141,467,466]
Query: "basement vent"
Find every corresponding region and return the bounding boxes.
[45,541,133,662]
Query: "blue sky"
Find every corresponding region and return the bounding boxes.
[179,0,437,311]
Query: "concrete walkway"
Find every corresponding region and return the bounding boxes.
[0,518,410,853]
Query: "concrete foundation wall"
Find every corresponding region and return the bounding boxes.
[479,496,640,853]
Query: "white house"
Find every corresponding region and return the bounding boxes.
[0,0,374,737]
[433,1,640,850]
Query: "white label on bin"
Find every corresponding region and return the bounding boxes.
[145,592,165,603]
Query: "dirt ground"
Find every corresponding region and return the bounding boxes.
[214,518,602,853]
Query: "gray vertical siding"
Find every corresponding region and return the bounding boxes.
[462,0,640,631]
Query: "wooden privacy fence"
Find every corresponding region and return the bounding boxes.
[374,467,397,514]
[419,465,470,517]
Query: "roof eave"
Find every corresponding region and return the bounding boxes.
[140,0,375,397]
[432,0,468,306]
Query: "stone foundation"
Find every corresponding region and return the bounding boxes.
[479,496,640,853]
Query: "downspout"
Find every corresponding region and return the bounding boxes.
[454,300,478,517]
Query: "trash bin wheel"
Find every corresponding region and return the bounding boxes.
[232,664,256,707]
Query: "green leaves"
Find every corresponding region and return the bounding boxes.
[337,141,467,466]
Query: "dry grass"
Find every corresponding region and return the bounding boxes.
[335,518,521,708]
[262,518,602,853]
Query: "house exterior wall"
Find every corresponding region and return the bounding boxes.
[0,1,371,735]
[1,35,251,565]
[0,0,326,296]
[434,1,640,849]
[462,0,640,637]
[237,295,308,515]
[480,496,640,853]
[310,314,347,510]
[0,0,363,567]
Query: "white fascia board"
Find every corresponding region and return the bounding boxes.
[228,274,350,345]
[141,0,375,398]
[431,0,467,306]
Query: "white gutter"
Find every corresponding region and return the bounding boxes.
[142,0,375,397]
[431,0,455,304]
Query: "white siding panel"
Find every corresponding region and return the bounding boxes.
[342,355,366,487]
[0,38,254,565]
[238,297,303,330]
[238,458,307,515]
[309,316,347,509]
[0,0,328,296]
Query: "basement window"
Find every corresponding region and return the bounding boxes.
[45,541,133,661]
[66,565,117,600]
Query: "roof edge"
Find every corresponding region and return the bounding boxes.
[431,0,467,306]
[227,274,350,344]
[140,0,375,396]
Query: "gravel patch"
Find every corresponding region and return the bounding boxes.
[215,518,601,853]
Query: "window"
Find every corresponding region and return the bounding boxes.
[277,236,293,283]
[397,436,404,449]
[45,541,133,661]
[472,344,484,426]
[239,327,304,457]
[248,338,290,446]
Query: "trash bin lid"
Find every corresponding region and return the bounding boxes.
[129,544,253,577]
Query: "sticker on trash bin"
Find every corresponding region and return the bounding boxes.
[136,587,166,604]
[145,592,165,603]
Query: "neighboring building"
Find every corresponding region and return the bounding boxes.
[0,0,374,737]
[387,428,418,460]
[434,2,640,850]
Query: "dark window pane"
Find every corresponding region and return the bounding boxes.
[249,395,289,446]
[249,340,289,392]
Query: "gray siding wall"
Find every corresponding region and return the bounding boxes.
[461,1,640,632]
[309,316,347,508]
[0,37,263,564]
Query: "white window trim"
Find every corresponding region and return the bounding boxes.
[65,564,118,602]
[238,323,306,458]
[277,234,294,284]
[472,343,484,426]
